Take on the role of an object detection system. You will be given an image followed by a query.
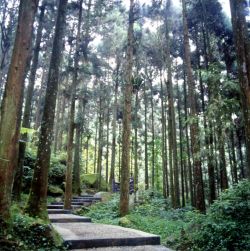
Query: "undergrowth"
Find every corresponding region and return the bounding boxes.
[0,203,67,251]
[78,180,250,251]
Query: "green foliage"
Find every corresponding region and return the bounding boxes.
[48,162,66,187]
[47,185,64,196]
[79,191,191,248]
[22,149,66,194]
[81,173,108,191]
[0,205,66,251]
[177,180,250,251]
[20,127,36,135]
[80,183,250,250]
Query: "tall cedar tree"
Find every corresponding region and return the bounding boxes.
[26,0,68,219]
[13,1,46,201]
[182,0,206,212]
[0,0,38,223]
[64,0,83,210]
[119,0,134,216]
[229,0,250,179]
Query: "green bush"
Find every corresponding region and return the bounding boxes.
[0,205,67,251]
[48,163,66,187]
[178,180,250,251]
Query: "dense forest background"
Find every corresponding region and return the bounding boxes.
[0,1,250,249]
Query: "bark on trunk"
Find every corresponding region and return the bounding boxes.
[25,0,68,218]
[0,0,38,223]
[109,59,119,187]
[119,0,134,216]
[230,0,250,179]
[64,0,83,209]
[182,0,205,212]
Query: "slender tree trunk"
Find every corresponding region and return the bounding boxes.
[165,0,180,208]
[110,60,119,186]
[230,0,250,179]
[72,122,81,195]
[134,90,139,192]
[105,108,110,185]
[184,76,193,205]
[119,0,134,216]
[57,92,66,151]
[218,123,228,190]
[26,0,68,218]
[177,80,185,207]
[182,0,205,212]
[160,77,168,198]
[230,128,238,183]
[94,120,98,173]
[64,0,83,209]
[34,69,47,130]
[118,122,122,182]
[86,136,90,173]
[149,79,155,189]
[144,82,149,190]
[0,0,38,223]
[53,92,62,154]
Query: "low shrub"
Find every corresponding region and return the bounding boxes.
[0,205,67,251]
[177,180,250,251]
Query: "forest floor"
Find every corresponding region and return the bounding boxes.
[48,194,171,250]
[76,183,250,251]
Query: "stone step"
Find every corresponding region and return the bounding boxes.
[47,204,82,209]
[73,195,94,199]
[51,202,90,206]
[71,245,172,251]
[53,222,160,249]
[48,209,72,214]
[49,214,91,223]
[72,198,102,201]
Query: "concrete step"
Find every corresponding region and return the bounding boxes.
[51,202,89,206]
[73,195,95,199]
[71,245,172,251]
[72,198,101,201]
[47,204,82,209]
[48,209,72,214]
[53,222,160,249]
[49,214,91,223]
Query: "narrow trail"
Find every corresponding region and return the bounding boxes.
[48,195,172,251]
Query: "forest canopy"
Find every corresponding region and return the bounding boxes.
[0,0,249,247]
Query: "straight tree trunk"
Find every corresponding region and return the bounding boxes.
[230,0,250,179]
[165,0,180,208]
[94,120,98,173]
[25,0,68,218]
[134,90,139,192]
[105,108,110,185]
[109,59,119,187]
[64,0,83,209]
[177,80,185,207]
[86,135,90,173]
[72,122,81,195]
[144,82,149,189]
[119,0,134,216]
[149,79,155,189]
[0,0,38,223]
[160,77,168,198]
[182,0,205,212]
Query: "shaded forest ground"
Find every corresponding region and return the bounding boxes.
[78,181,250,251]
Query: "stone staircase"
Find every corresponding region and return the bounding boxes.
[48,195,171,251]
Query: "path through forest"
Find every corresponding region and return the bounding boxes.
[48,195,171,250]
